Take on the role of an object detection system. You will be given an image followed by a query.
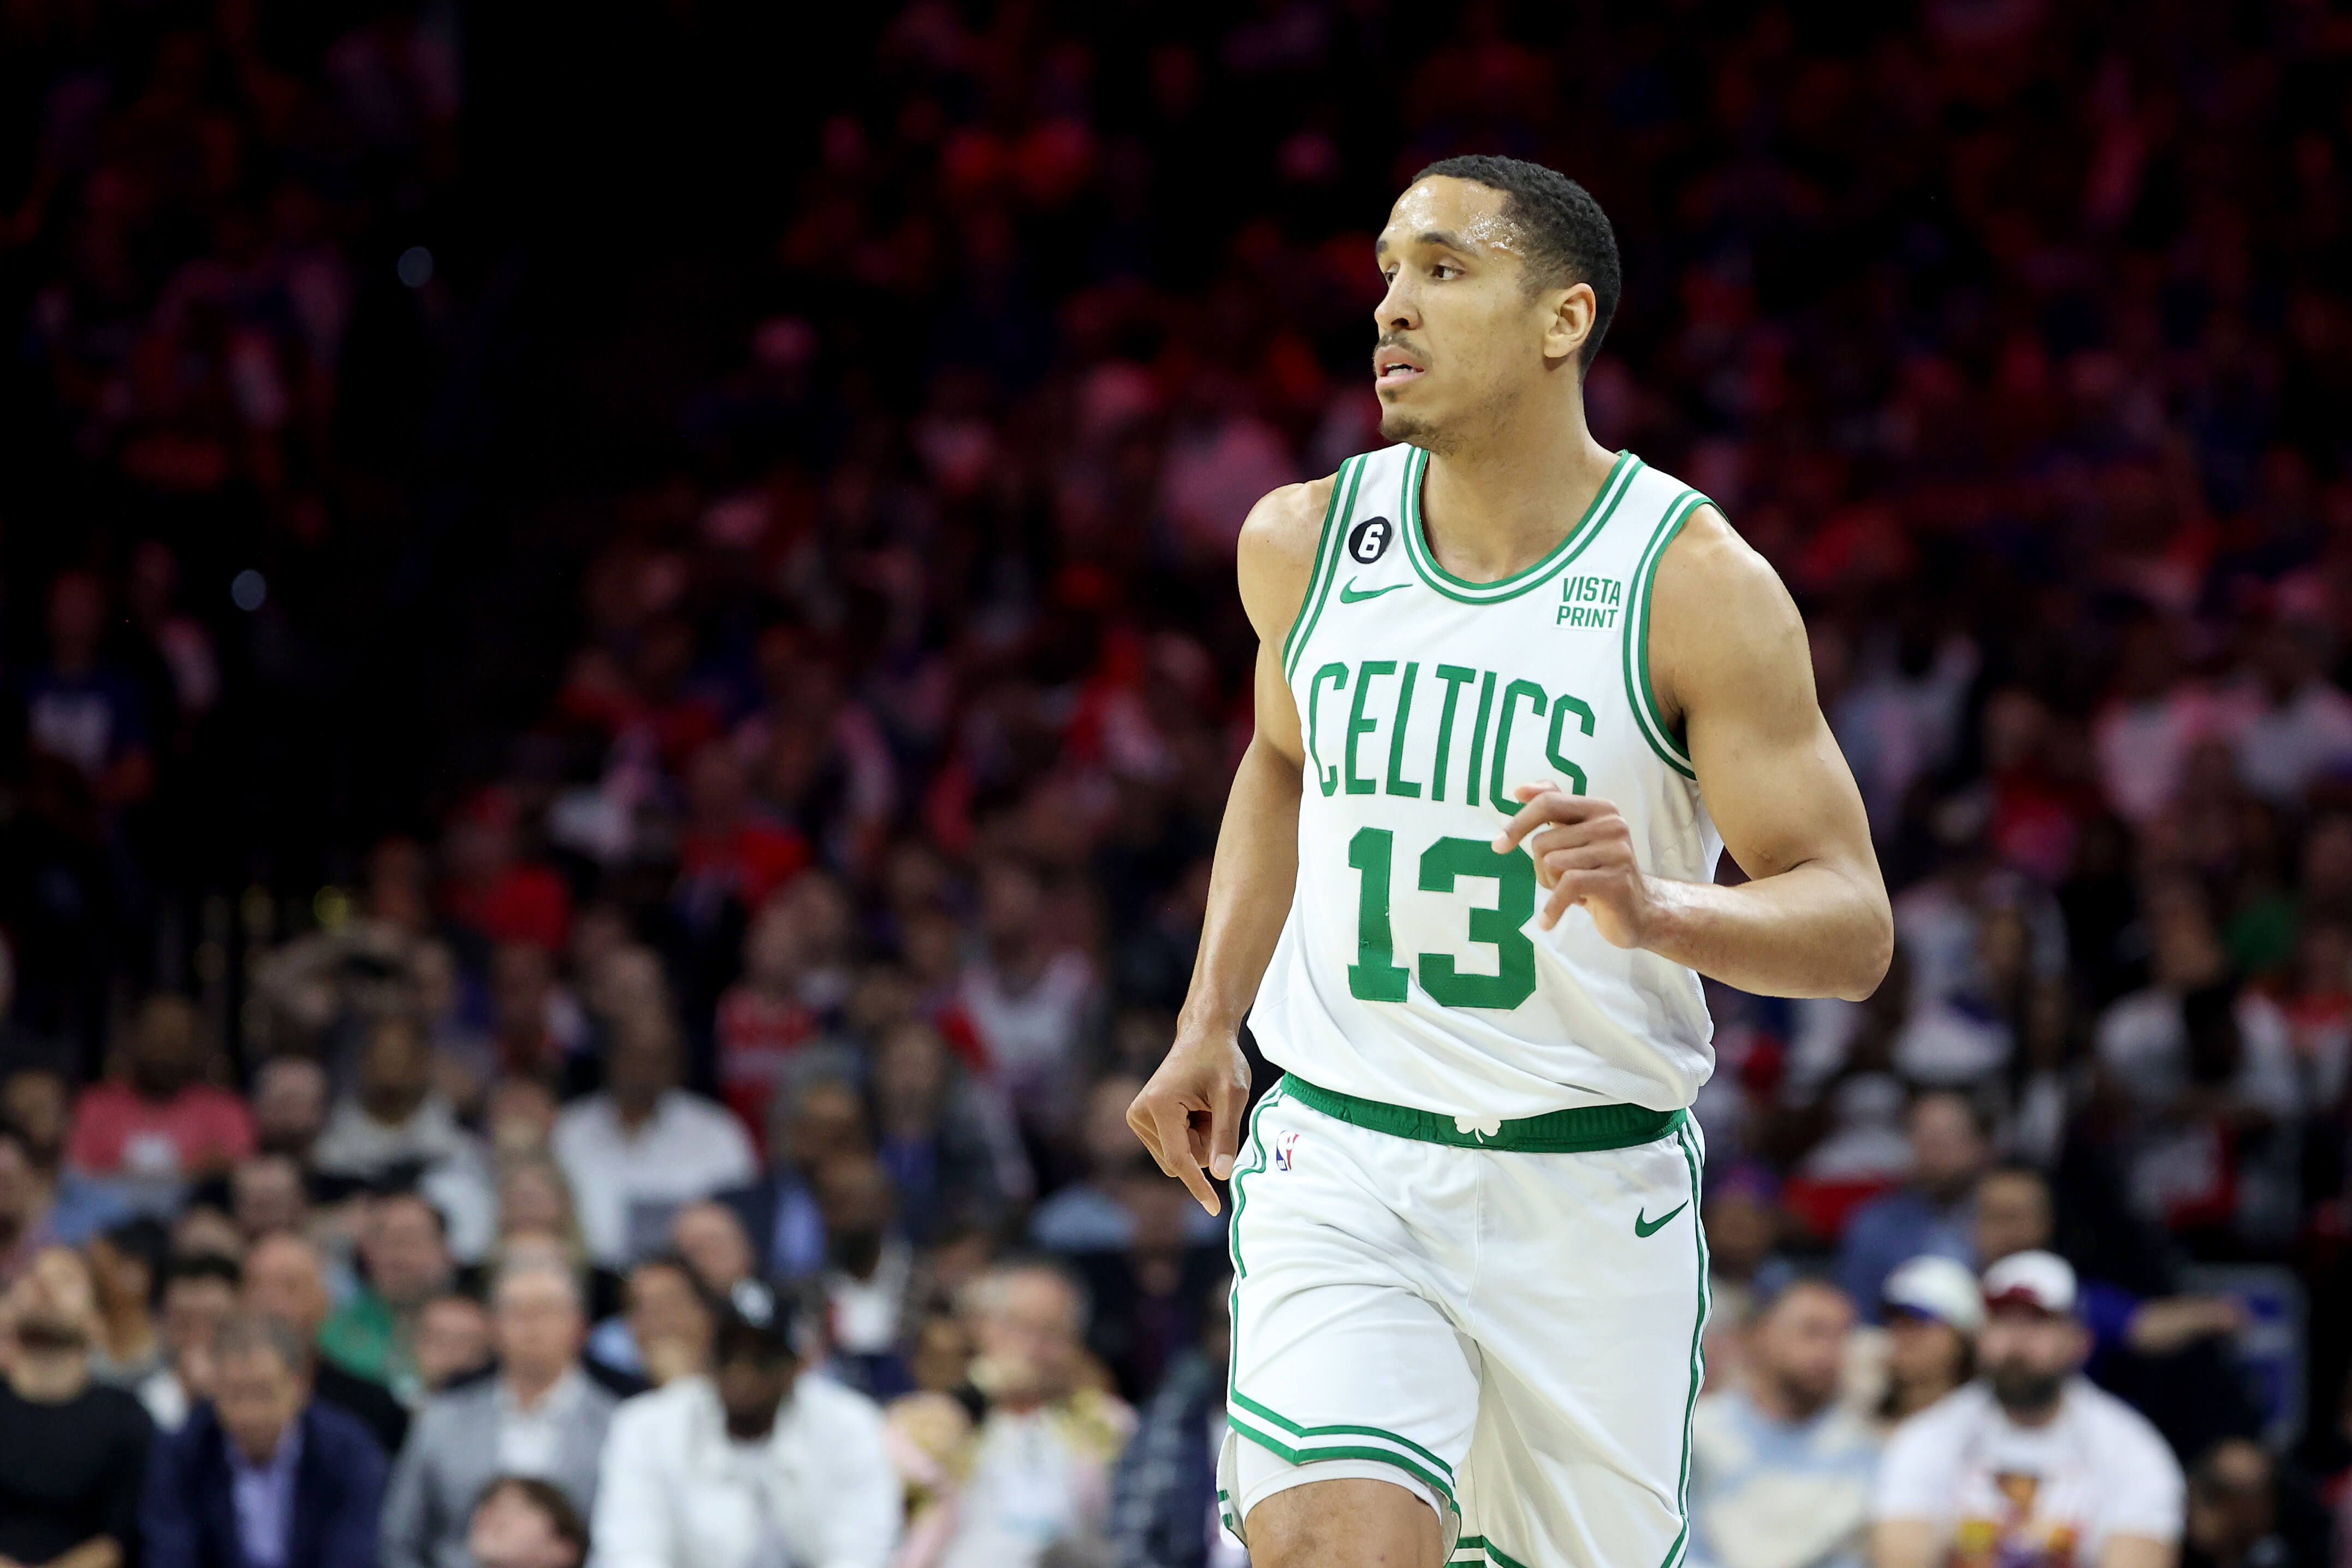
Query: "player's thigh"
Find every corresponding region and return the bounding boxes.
[1245,1476,1445,1568]
[1227,1086,1480,1537]
[1460,1119,1709,1568]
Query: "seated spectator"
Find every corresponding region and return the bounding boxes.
[383,1258,619,1568]
[310,1015,496,1261]
[2181,1437,2326,1568]
[939,1260,1135,1568]
[143,1252,243,1431]
[141,1314,388,1568]
[466,1476,590,1568]
[957,857,1101,1143]
[229,1154,311,1246]
[1838,1090,1990,1320]
[320,1189,457,1405]
[585,1253,717,1387]
[1071,1160,1228,1404]
[874,1018,1029,1243]
[1876,1256,1982,1427]
[1702,1160,1793,1391]
[552,1012,755,1267]
[248,1057,330,1164]
[1692,1277,1879,1568]
[593,1279,900,1568]
[1871,1252,2184,1568]
[815,1155,915,1397]
[1032,1074,1218,1255]
[1108,1278,1244,1568]
[721,1071,870,1281]
[0,1120,56,1283]
[85,1214,169,1385]
[413,1291,495,1395]
[245,1231,411,1454]
[0,1245,153,1568]
[668,1198,759,1297]
[713,890,825,1143]
[2,1058,131,1243]
[67,996,254,1191]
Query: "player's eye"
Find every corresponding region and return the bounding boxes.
[1432,263,1460,280]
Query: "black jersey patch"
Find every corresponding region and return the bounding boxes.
[1347,515,1395,563]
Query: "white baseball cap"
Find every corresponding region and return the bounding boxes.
[1981,1249,2077,1316]
[1883,1255,1986,1333]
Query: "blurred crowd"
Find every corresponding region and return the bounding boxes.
[3,0,2352,1565]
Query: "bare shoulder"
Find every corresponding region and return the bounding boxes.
[1647,503,1812,726]
[1236,473,1340,643]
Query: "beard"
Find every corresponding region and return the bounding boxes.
[1987,1362,2064,1415]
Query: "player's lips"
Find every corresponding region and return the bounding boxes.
[1374,346,1427,388]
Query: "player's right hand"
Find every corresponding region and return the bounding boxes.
[1127,1031,1252,1216]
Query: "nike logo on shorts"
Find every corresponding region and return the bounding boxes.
[1634,1200,1689,1238]
[1338,579,1408,603]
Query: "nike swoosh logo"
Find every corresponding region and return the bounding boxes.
[1339,579,1408,603]
[1634,1200,1690,1238]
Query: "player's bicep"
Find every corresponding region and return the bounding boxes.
[1656,513,1874,881]
[1253,638,1307,765]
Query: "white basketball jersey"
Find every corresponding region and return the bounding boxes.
[1251,442,1722,1119]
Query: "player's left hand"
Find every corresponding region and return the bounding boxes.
[1492,782,1652,947]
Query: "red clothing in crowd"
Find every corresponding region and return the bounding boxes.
[445,862,573,952]
[714,984,821,1150]
[678,819,810,919]
[67,1082,254,1180]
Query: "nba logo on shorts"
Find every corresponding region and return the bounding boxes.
[1273,1131,1301,1171]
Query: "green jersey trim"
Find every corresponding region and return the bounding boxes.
[1401,446,1641,604]
[1281,456,1365,682]
[1281,1073,1685,1153]
[1657,1118,1711,1568]
[1622,489,1713,779]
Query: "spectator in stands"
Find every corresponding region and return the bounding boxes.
[586,1253,716,1387]
[0,1121,55,1284]
[1692,1277,1879,1568]
[321,1189,454,1405]
[141,1314,387,1568]
[412,1292,494,1394]
[552,1012,755,1267]
[1108,1277,1243,1568]
[1,1059,129,1243]
[1875,1256,1981,1427]
[85,1214,168,1385]
[383,1258,618,1568]
[815,1154,915,1397]
[1073,1159,1228,1404]
[248,1058,330,1164]
[1872,1252,2184,1568]
[668,1199,758,1297]
[1034,1074,1214,1255]
[957,858,1100,1142]
[311,1015,495,1261]
[1838,1091,1990,1319]
[593,1279,900,1568]
[67,996,253,1187]
[0,1245,153,1568]
[873,1018,1028,1243]
[143,1252,242,1431]
[244,1231,410,1453]
[940,1260,1134,1568]
[465,1476,589,1568]
[722,1071,870,1280]
[22,569,152,819]
[714,889,825,1144]
[228,1155,310,1246]
[2182,1438,2317,1568]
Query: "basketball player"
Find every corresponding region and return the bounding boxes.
[1128,155,1892,1568]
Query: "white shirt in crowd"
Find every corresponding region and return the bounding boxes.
[498,1367,587,1477]
[553,1089,757,1266]
[312,1095,498,1261]
[1873,1379,2184,1568]
[590,1372,899,1568]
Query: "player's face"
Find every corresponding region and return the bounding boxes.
[1371,177,1563,453]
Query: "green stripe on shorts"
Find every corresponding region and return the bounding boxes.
[1280,1073,1686,1153]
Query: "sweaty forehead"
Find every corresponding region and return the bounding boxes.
[1377,177,1520,256]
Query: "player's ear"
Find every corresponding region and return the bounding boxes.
[1543,281,1596,366]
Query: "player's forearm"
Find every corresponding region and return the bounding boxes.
[1175,735,1304,1041]
[1639,858,1892,1001]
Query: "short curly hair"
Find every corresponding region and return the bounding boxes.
[1412,155,1622,375]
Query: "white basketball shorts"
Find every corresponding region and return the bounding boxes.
[1216,1074,1710,1568]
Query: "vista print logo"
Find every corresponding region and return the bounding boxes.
[1347,515,1394,563]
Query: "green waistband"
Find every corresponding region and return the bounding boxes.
[1279,1073,1685,1153]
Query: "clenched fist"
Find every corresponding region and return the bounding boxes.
[1492,782,1654,947]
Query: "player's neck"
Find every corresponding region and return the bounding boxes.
[1419,409,1620,585]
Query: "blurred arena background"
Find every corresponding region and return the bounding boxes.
[1,2,2350,1566]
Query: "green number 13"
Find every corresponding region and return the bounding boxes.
[1344,827,1537,1010]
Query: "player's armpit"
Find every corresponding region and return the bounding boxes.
[1640,505,1893,1000]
